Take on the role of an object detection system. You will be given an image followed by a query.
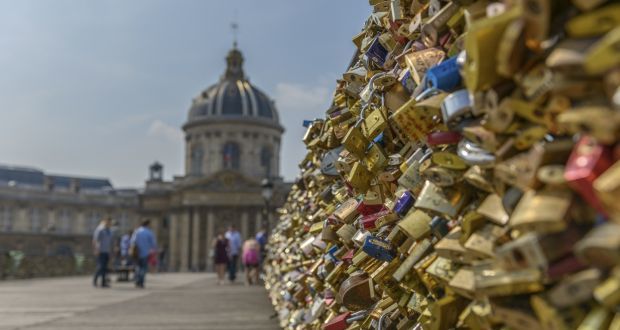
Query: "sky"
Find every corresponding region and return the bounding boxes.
[0,0,370,187]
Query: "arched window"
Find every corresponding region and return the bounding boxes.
[260,147,272,177]
[190,144,204,175]
[222,142,240,170]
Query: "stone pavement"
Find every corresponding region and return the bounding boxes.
[0,273,280,330]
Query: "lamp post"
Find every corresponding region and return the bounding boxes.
[260,178,274,232]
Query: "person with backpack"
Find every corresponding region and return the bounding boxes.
[241,236,260,286]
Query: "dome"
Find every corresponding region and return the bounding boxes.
[186,47,280,127]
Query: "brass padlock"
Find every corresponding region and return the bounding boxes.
[414,180,468,218]
[509,189,572,234]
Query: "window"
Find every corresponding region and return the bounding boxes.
[0,206,13,232]
[30,208,43,233]
[58,209,73,234]
[222,142,241,170]
[260,147,272,177]
[190,144,204,175]
[89,211,101,231]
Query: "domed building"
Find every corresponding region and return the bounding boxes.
[140,45,291,272]
[184,46,283,179]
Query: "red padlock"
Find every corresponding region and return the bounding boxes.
[361,209,390,230]
[426,131,462,146]
[323,312,351,330]
[356,201,384,216]
[564,135,613,214]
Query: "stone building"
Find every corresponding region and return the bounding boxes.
[140,45,290,272]
[0,44,290,274]
[0,164,140,257]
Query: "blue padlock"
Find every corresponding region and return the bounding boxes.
[400,69,416,94]
[365,37,388,67]
[302,120,314,128]
[326,245,340,263]
[362,236,395,262]
[430,216,450,239]
[394,191,415,217]
[425,56,462,91]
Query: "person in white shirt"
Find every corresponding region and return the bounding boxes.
[225,225,242,283]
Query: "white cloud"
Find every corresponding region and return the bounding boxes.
[147,119,184,142]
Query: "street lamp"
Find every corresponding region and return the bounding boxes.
[261,178,274,231]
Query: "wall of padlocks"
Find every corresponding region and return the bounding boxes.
[264,0,620,329]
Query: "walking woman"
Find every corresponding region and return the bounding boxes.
[213,233,229,285]
[242,236,260,285]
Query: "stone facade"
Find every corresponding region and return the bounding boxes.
[141,45,290,272]
[0,44,290,276]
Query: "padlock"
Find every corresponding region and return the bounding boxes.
[509,189,572,234]
[321,146,345,177]
[342,126,370,158]
[397,209,432,241]
[462,5,521,92]
[421,1,460,47]
[403,48,446,86]
[457,139,495,167]
[362,236,395,263]
[365,36,389,68]
[333,198,360,224]
[575,223,620,269]
[594,160,620,219]
[426,56,462,92]
[440,89,473,130]
[414,180,467,218]
[393,190,415,217]
[390,92,447,143]
[564,135,613,214]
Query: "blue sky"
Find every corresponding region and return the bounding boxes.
[0,0,370,187]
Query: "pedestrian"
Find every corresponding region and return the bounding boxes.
[242,236,260,285]
[92,218,113,288]
[212,233,229,285]
[158,245,167,272]
[255,228,268,266]
[120,230,132,266]
[225,225,242,283]
[130,220,157,289]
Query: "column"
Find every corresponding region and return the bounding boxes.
[168,213,178,272]
[191,208,200,271]
[179,210,190,272]
[241,211,249,242]
[206,210,215,271]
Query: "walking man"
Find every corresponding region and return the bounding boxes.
[255,227,268,265]
[130,220,157,289]
[225,225,242,283]
[92,218,113,288]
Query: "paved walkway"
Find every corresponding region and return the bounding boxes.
[0,273,279,330]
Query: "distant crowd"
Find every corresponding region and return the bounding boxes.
[91,219,268,288]
[92,218,159,289]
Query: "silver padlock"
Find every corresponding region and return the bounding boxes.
[441,89,474,130]
[457,139,496,167]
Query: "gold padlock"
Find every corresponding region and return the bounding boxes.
[397,209,432,240]
[342,126,369,158]
[509,189,572,234]
[414,180,468,218]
